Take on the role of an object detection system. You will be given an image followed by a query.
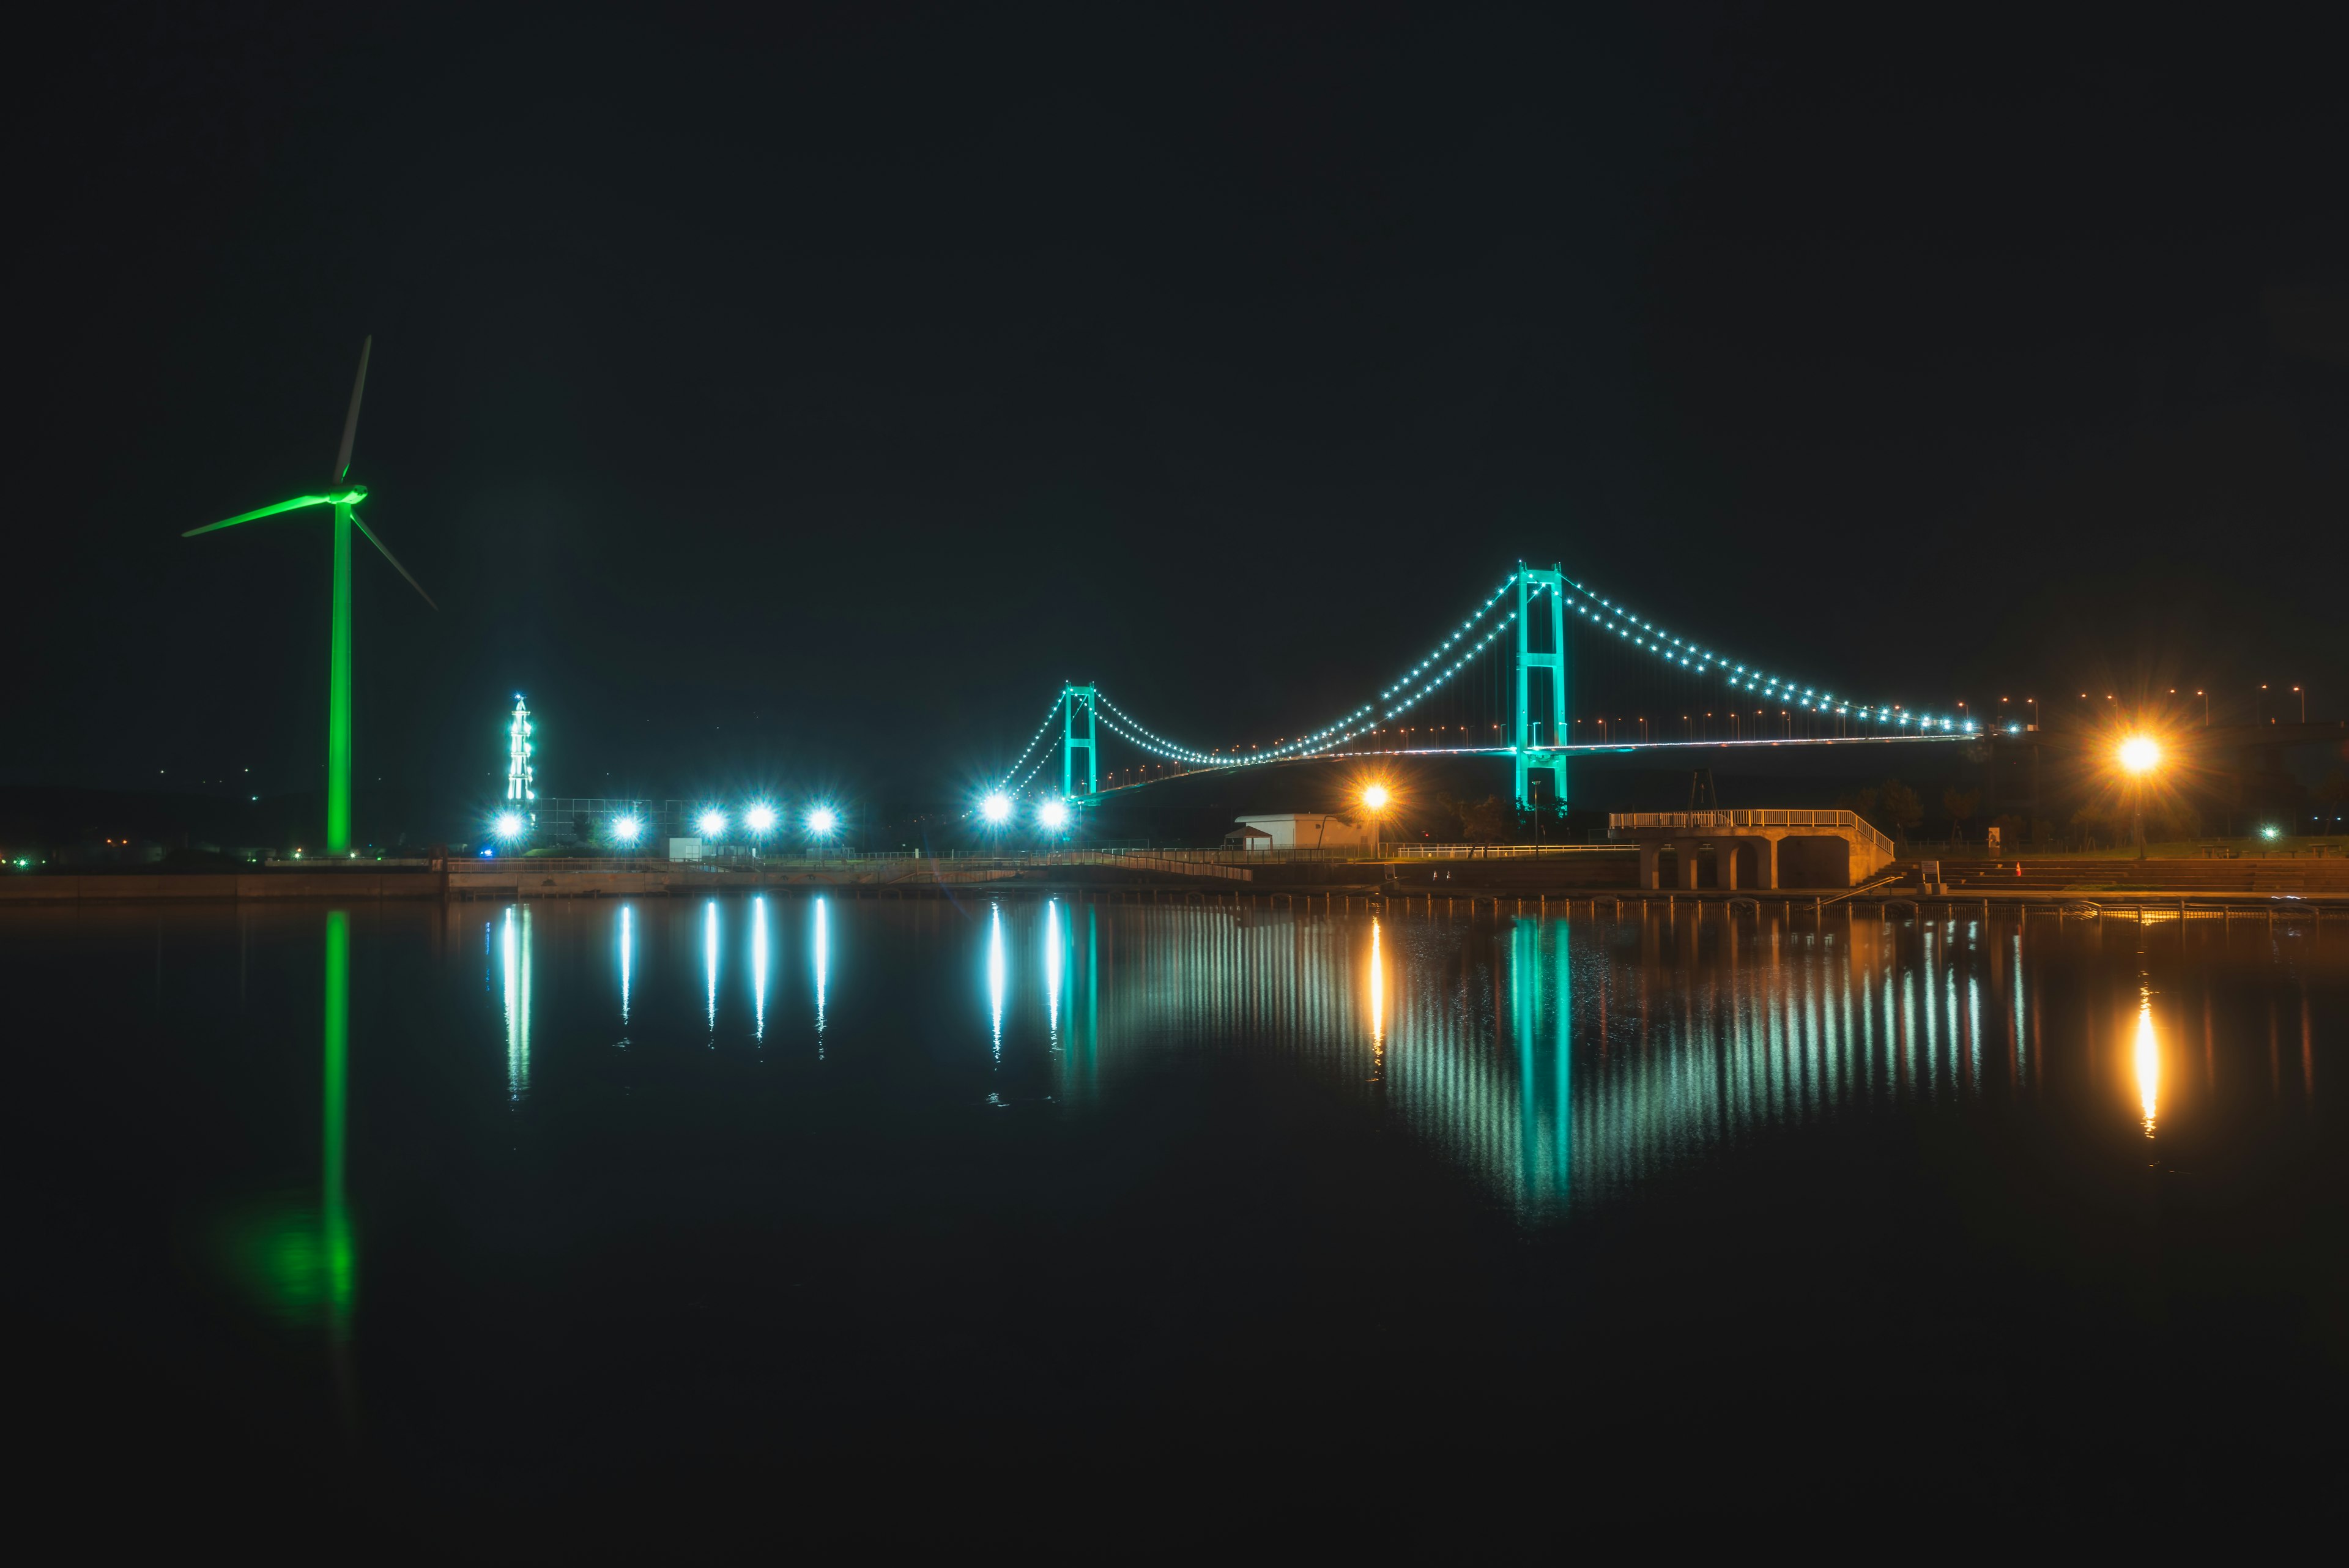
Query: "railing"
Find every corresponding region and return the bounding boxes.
[1386,842,1625,860]
[1606,809,1894,859]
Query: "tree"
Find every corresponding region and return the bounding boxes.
[1836,784,1880,822]
[1877,778,1924,844]
[1439,792,1511,843]
[1942,786,1981,843]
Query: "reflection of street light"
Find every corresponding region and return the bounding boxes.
[2119,735,2161,860]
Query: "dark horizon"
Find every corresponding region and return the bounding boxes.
[10,6,2345,809]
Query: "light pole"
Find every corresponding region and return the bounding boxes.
[2294,685,2305,722]
[806,804,840,859]
[1361,783,1390,856]
[2119,736,2161,861]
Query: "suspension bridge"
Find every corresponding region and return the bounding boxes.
[994,562,1974,814]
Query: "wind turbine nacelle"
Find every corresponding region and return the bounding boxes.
[327,483,369,505]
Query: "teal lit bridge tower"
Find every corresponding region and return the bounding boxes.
[1063,684,1098,800]
[1514,562,1568,817]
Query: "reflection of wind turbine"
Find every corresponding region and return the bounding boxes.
[184,337,436,855]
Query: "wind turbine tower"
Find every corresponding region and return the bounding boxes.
[184,337,435,855]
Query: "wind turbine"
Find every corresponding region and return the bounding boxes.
[185,337,436,856]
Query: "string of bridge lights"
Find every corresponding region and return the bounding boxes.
[1544,570,1964,733]
[992,564,1967,800]
[1004,732,1060,794]
[995,694,1066,782]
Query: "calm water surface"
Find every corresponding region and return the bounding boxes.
[10,893,2344,1540]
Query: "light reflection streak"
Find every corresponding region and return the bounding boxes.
[812,897,828,1057]
[1370,916,1384,1079]
[989,902,1006,1061]
[752,896,768,1041]
[1045,899,1062,1046]
[2135,991,2159,1137]
[502,904,531,1100]
[704,900,718,1034]
[618,904,633,1027]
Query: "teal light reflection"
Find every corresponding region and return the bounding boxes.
[1045,899,1063,1046]
[502,904,532,1100]
[812,896,829,1057]
[704,900,718,1034]
[752,896,769,1041]
[988,903,1006,1061]
[618,904,633,1026]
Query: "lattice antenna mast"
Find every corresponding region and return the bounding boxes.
[1063,685,1099,799]
[1514,562,1568,814]
[505,696,536,833]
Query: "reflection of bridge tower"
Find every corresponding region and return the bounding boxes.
[1063,684,1098,800]
[1513,562,1568,816]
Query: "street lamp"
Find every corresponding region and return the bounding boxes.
[1361,782,1390,856]
[2118,735,2161,860]
[805,804,839,856]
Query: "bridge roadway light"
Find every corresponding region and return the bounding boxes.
[981,792,1013,826]
[1038,798,1071,831]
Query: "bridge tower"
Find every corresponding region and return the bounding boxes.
[1513,563,1568,817]
[1062,685,1099,800]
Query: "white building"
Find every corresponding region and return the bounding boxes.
[1223,813,1373,852]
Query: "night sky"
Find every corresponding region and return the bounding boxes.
[10,6,2345,816]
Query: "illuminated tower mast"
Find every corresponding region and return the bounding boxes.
[505,696,536,834]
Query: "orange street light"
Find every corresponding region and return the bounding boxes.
[2118,735,2162,858]
[1360,782,1391,856]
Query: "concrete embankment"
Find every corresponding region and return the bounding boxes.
[0,857,1284,904]
[13,849,2342,907]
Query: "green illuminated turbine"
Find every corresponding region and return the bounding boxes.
[184,338,435,854]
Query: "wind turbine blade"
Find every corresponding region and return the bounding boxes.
[351,510,437,610]
[332,335,372,482]
[182,493,334,537]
